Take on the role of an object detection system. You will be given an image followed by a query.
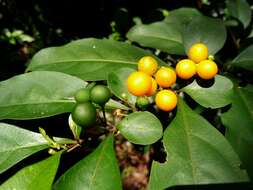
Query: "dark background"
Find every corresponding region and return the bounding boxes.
[0,0,227,80]
[0,0,202,42]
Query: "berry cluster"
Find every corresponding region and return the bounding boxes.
[176,43,218,80]
[126,43,218,112]
[71,85,111,128]
[126,56,177,112]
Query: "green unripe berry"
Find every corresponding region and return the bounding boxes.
[121,93,127,100]
[136,96,150,110]
[71,102,96,128]
[74,88,90,103]
[90,85,111,106]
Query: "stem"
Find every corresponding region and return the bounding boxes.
[102,106,107,126]
[54,138,75,145]
[39,127,60,149]
[228,27,239,50]
[67,144,81,152]
[122,99,136,112]
[117,113,128,117]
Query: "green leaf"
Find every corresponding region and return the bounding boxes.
[149,99,248,190]
[0,123,49,174]
[108,67,136,106]
[0,71,87,120]
[27,38,166,81]
[11,30,23,37]
[54,135,122,190]
[231,45,253,71]
[181,75,233,108]
[105,99,130,111]
[68,114,82,140]
[117,111,163,145]
[126,8,202,55]
[164,8,202,32]
[0,123,72,174]
[226,0,252,28]
[0,153,61,190]
[221,85,253,179]
[18,34,35,43]
[248,28,253,38]
[126,21,185,55]
[183,16,227,55]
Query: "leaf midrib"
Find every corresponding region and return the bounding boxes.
[0,99,73,108]
[180,103,197,183]
[30,59,138,69]
[0,142,48,153]
[88,138,110,189]
[233,58,253,63]
[130,33,183,45]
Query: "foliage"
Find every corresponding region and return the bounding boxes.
[1,29,34,45]
[0,1,252,189]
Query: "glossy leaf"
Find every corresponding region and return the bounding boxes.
[221,85,253,179]
[231,45,253,71]
[164,7,202,32]
[27,38,165,81]
[126,21,185,55]
[68,114,82,140]
[149,99,248,190]
[105,99,130,110]
[226,0,252,28]
[0,71,87,120]
[108,67,136,105]
[0,123,72,174]
[0,123,48,174]
[0,153,61,190]
[126,8,202,55]
[181,75,233,108]
[117,111,163,145]
[183,16,227,55]
[54,135,122,190]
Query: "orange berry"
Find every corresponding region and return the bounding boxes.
[155,67,176,88]
[155,90,178,111]
[188,43,208,63]
[138,56,158,75]
[196,60,218,80]
[176,59,196,79]
[146,78,158,96]
[127,71,152,96]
